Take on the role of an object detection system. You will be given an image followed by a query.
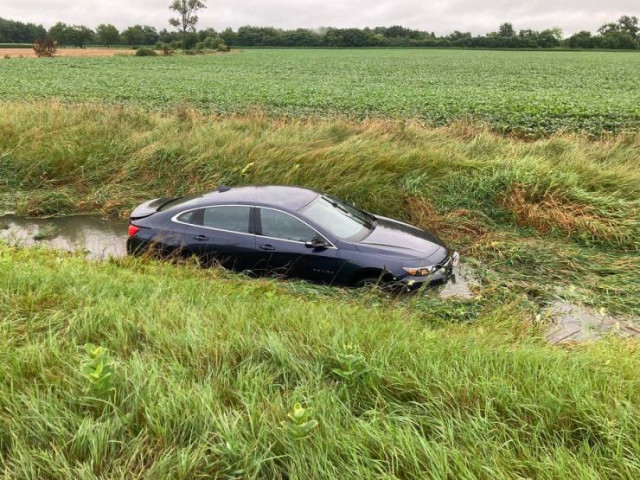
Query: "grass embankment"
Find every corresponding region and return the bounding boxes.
[1,102,639,315]
[1,245,639,478]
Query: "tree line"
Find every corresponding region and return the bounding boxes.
[1,15,638,50]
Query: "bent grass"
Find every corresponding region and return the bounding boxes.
[0,245,639,478]
[1,100,640,477]
[1,102,638,314]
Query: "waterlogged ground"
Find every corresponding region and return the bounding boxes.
[0,214,128,259]
[0,214,477,299]
[2,215,637,341]
[545,302,640,344]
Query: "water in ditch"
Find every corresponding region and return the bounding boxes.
[0,214,129,260]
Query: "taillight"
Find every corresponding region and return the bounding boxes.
[128,225,140,237]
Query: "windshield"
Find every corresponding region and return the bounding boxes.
[325,195,376,226]
[301,196,374,241]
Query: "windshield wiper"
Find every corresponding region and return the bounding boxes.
[327,199,375,229]
[361,210,377,226]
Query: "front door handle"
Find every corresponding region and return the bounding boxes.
[193,235,208,241]
[258,244,275,251]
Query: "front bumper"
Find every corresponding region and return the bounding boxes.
[400,251,459,290]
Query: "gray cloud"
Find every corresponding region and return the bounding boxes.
[2,0,638,35]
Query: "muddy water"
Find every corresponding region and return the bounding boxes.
[0,214,129,259]
[438,264,476,300]
[545,301,640,344]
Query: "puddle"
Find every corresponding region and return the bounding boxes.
[545,301,640,344]
[0,214,128,260]
[438,264,477,300]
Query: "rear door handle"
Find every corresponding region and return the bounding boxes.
[258,244,275,251]
[193,235,208,241]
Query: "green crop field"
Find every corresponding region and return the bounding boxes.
[1,49,640,135]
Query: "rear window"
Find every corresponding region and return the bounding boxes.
[158,196,198,212]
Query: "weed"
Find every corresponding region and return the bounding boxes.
[283,403,319,439]
[80,343,116,403]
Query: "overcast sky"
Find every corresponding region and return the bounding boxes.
[2,1,638,36]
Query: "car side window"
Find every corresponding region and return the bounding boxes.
[201,206,251,233]
[177,210,199,225]
[260,209,317,242]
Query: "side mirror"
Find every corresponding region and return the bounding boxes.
[305,237,330,249]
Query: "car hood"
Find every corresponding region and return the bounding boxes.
[354,216,448,264]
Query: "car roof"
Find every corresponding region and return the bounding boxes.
[172,185,320,212]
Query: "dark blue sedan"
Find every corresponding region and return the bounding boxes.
[127,185,458,289]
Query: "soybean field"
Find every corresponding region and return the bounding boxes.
[2,48,640,135]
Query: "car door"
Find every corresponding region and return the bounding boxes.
[255,207,341,283]
[174,205,255,270]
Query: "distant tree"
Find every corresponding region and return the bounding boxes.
[121,25,159,46]
[67,26,95,47]
[597,22,619,36]
[518,29,535,39]
[448,30,472,41]
[96,24,120,47]
[198,27,217,41]
[599,15,639,38]
[499,22,515,37]
[141,25,160,45]
[181,31,200,49]
[597,16,639,49]
[6,13,640,51]
[48,22,71,44]
[324,27,380,47]
[599,30,637,49]
[598,16,638,39]
[48,23,94,47]
[617,15,639,38]
[281,28,322,47]
[158,28,180,43]
[537,28,562,48]
[0,17,46,43]
[197,35,223,49]
[169,0,207,35]
[566,30,596,49]
[220,27,238,46]
[383,25,412,38]
[236,26,285,46]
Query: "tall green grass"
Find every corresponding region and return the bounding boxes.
[1,245,639,478]
[1,102,639,314]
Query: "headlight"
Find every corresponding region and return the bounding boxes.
[402,265,438,276]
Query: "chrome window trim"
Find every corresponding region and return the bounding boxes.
[170,204,337,249]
